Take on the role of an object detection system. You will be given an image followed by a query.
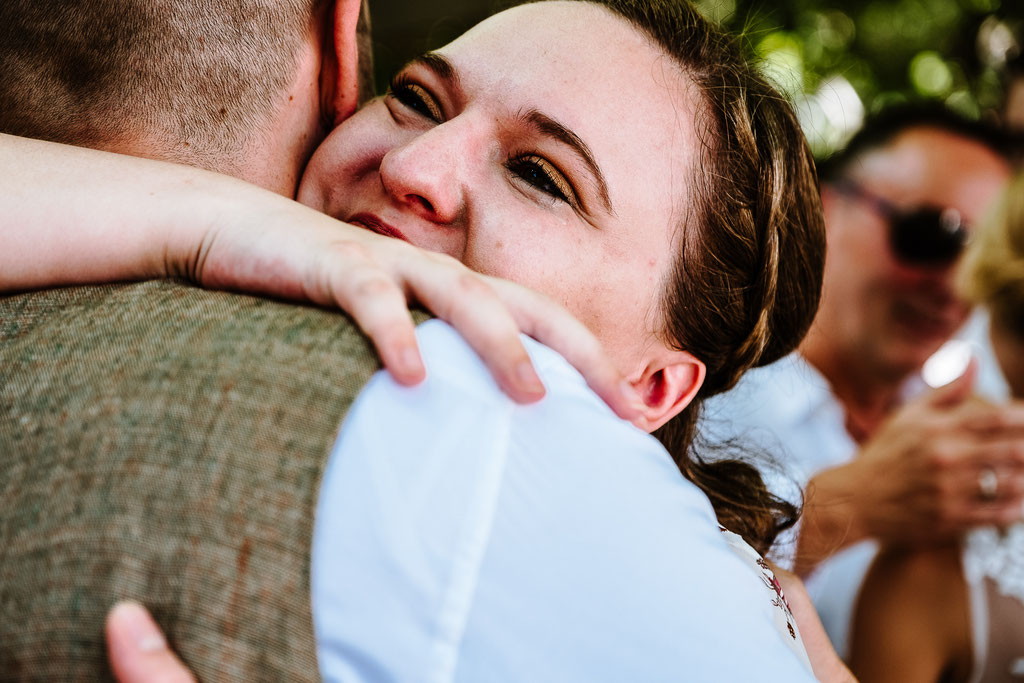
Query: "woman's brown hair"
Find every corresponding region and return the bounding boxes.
[521,0,827,553]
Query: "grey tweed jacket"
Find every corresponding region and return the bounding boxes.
[0,280,397,681]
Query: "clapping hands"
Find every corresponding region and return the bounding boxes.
[800,362,1024,572]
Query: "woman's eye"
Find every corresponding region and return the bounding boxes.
[388,77,443,122]
[508,155,575,205]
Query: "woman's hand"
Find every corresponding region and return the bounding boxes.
[795,364,1024,575]
[176,203,641,414]
[1,134,641,418]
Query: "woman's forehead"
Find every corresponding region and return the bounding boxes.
[438,1,702,219]
[443,3,680,100]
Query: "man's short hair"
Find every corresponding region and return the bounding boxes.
[0,0,328,169]
[818,103,1019,181]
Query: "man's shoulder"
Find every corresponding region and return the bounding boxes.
[337,318,715,526]
[1,280,385,466]
[2,280,376,360]
[340,319,725,565]
[408,320,680,483]
[0,281,369,680]
[317,322,816,682]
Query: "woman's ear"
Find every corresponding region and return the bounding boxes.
[321,0,365,126]
[628,352,706,433]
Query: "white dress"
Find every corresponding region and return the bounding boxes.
[963,523,1024,682]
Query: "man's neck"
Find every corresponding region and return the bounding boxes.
[799,332,908,443]
[224,16,330,198]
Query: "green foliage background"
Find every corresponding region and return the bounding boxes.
[695,0,1023,153]
[371,0,1024,156]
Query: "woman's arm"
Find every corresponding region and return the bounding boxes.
[769,563,858,683]
[848,544,971,683]
[1,133,206,290]
[0,133,640,417]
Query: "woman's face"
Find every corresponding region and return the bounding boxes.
[298,1,701,372]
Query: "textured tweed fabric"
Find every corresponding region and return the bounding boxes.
[0,280,393,681]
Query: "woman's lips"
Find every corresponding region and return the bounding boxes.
[347,213,408,242]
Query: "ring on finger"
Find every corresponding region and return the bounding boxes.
[977,467,999,501]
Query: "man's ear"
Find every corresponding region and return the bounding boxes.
[628,352,706,433]
[321,0,364,126]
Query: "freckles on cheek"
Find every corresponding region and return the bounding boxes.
[600,245,663,286]
[645,257,660,284]
[646,258,663,287]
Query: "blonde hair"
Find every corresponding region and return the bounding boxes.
[960,170,1024,337]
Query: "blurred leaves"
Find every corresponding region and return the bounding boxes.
[693,0,1023,155]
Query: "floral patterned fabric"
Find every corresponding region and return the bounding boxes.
[720,526,814,673]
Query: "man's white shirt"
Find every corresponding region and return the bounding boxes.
[311,320,815,682]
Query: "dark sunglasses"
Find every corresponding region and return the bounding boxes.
[830,179,971,268]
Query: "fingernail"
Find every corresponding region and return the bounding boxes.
[516,361,545,397]
[139,634,167,653]
[114,601,167,653]
[401,346,424,379]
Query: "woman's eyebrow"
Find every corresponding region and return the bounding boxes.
[402,52,614,217]
[404,52,463,98]
[521,109,614,216]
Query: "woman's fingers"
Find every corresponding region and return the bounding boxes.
[927,436,1024,530]
[323,255,427,386]
[333,236,637,413]
[305,235,541,401]
[485,276,644,421]
[404,256,548,403]
[106,602,196,683]
[202,217,630,410]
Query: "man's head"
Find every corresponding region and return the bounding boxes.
[0,0,369,196]
[810,105,1013,384]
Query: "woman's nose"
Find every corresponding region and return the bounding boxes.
[379,120,480,225]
